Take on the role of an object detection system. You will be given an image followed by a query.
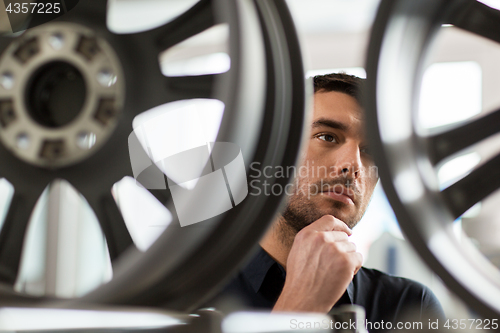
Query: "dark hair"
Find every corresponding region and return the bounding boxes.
[313,72,364,104]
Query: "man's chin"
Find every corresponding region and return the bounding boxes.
[315,200,354,218]
[282,196,360,232]
[314,205,359,229]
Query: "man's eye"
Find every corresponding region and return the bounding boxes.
[317,134,336,143]
[360,146,371,155]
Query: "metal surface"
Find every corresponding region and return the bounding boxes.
[0,22,124,167]
[366,0,500,320]
[0,0,306,312]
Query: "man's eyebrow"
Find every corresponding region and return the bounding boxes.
[311,118,349,131]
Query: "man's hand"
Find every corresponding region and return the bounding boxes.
[272,215,362,313]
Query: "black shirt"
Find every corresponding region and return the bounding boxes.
[204,247,445,332]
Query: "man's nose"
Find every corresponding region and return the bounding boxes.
[341,166,359,178]
[338,143,362,178]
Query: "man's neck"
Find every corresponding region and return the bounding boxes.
[259,216,296,270]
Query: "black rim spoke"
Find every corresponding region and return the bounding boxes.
[76,0,107,14]
[146,187,169,207]
[441,153,500,219]
[132,160,178,215]
[131,73,219,117]
[128,0,218,114]
[428,107,500,164]
[166,74,217,101]
[147,0,214,52]
[124,134,179,220]
[56,0,108,29]
[0,36,15,53]
[446,0,500,44]
[0,182,46,285]
[146,187,180,224]
[81,190,135,262]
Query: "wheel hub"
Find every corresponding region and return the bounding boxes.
[0,22,125,168]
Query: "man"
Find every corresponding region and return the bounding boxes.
[204,73,444,328]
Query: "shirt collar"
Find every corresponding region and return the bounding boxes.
[346,281,354,303]
[242,246,355,304]
[241,247,278,293]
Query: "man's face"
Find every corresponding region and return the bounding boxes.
[283,90,378,231]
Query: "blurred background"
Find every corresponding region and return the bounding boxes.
[1,0,500,321]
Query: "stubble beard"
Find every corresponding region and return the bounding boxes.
[278,177,367,247]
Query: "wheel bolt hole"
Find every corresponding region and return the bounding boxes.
[76,36,100,61]
[39,139,65,159]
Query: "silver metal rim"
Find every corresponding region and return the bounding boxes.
[366,0,500,318]
[0,0,306,312]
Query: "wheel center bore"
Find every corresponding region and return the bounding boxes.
[26,61,86,128]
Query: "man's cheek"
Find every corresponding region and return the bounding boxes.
[368,165,379,179]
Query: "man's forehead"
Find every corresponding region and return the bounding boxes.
[312,91,364,130]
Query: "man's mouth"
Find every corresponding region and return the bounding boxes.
[320,186,355,205]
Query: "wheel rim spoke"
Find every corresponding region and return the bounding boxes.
[0,37,15,53]
[0,182,46,284]
[129,73,221,119]
[125,140,176,212]
[125,137,178,220]
[62,0,108,27]
[79,190,135,262]
[447,0,500,44]
[428,107,500,164]
[442,152,500,219]
[146,187,170,208]
[74,0,107,14]
[148,0,215,52]
[166,74,217,100]
[146,188,180,224]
